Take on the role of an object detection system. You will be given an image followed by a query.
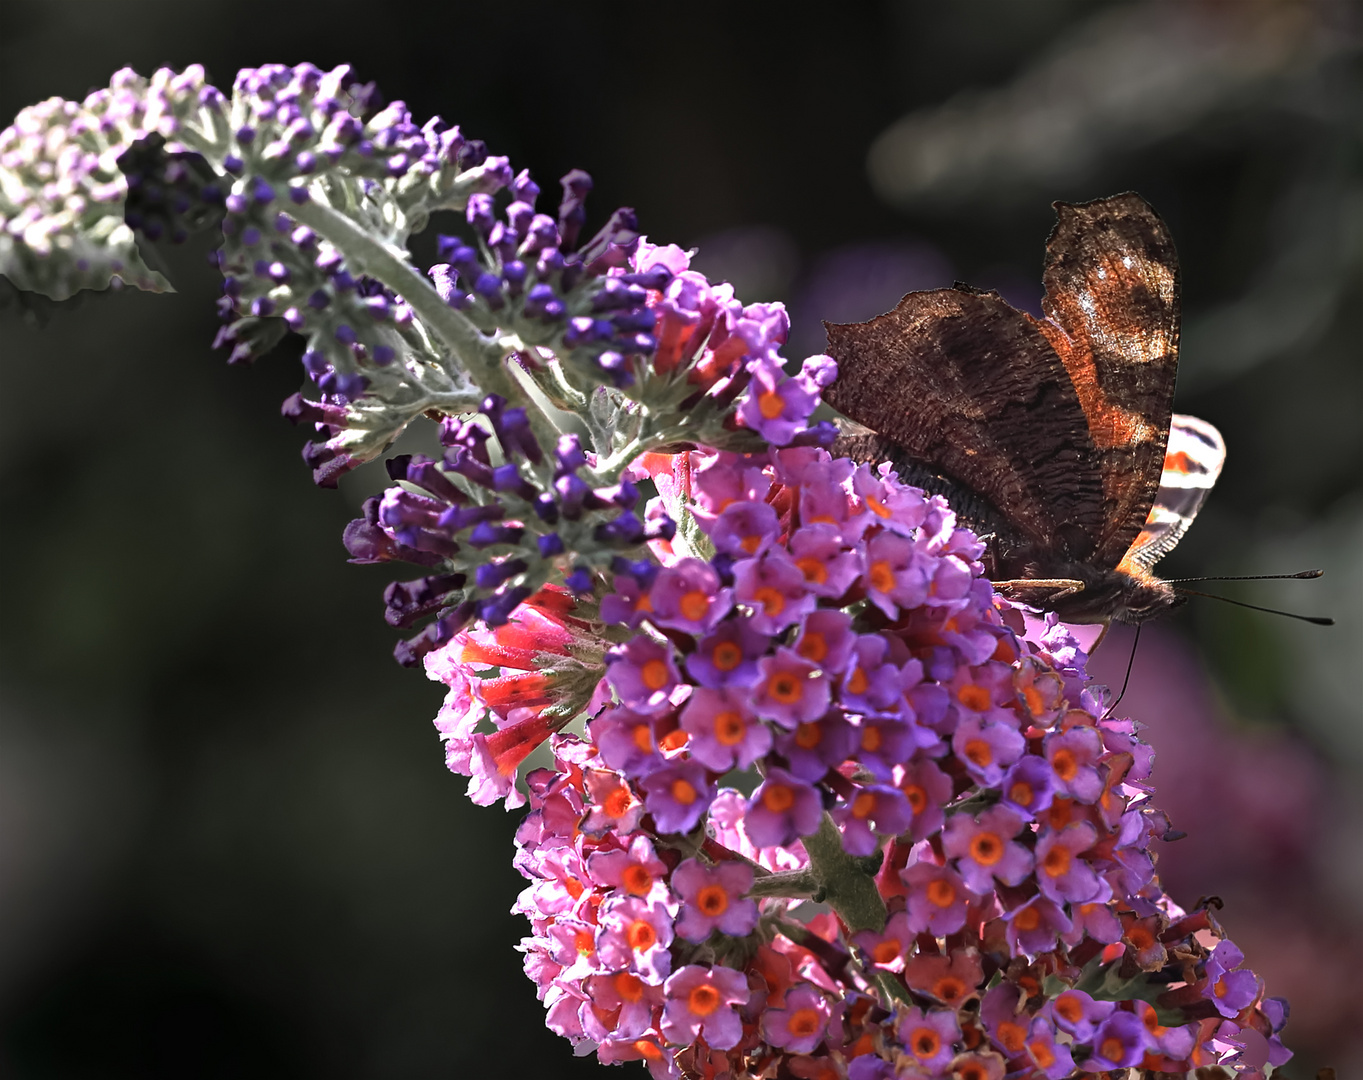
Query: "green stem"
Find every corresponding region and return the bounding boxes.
[800,813,888,934]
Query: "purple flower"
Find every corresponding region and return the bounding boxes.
[942,805,1032,893]
[849,465,928,535]
[831,784,912,856]
[709,500,780,559]
[760,982,832,1053]
[596,895,676,985]
[1044,724,1105,803]
[895,758,952,841]
[1202,939,1261,1018]
[851,910,921,971]
[1087,1010,1151,1070]
[671,857,758,942]
[588,705,665,777]
[733,550,815,634]
[1023,1016,1076,1079]
[777,713,858,782]
[998,753,1055,819]
[745,766,823,847]
[584,970,664,1041]
[600,570,654,628]
[586,834,670,899]
[606,636,681,713]
[848,716,920,779]
[902,861,977,936]
[1035,822,1101,904]
[1063,880,1123,946]
[895,1006,960,1073]
[736,353,825,446]
[679,686,772,771]
[840,634,908,717]
[863,531,931,617]
[1049,988,1114,1042]
[648,557,732,633]
[751,647,829,729]
[639,759,714,834]
[952,713,1025,787]
[787,524,861,598]
[791,608,857,674]
[661,963,750,1050]
[686,617,769,688]
[1003,896,1073,958]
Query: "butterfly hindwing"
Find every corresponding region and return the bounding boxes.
[1027,193,1181,570]
[823,287,1107,562]
[1120,413,1225,573]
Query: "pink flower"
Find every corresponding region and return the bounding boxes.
[672,857,758,942]
[661,963,750,1050]
[760,982,831,1053]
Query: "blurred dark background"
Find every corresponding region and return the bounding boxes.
[1,1,1358,1077]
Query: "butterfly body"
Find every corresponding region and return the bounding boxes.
[823,193,1225,626]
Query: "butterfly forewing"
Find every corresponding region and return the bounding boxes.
[823,287,1107,562]
[1028,194,1181,570]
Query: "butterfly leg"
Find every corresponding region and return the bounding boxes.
[991,578,1086,599]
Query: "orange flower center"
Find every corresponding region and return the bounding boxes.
[641,658,670,691]
[622,865,653,895]
[1055,995,1083,1024]
[969,832,1003,865]
[671,778,698,805]
[697,884,729,916]
[689,983,721,1016]
[679,589,710,622]
[998,1020,1026,1054]
[847,667,869,695]
[1013,905,1041,931]
[851,792,876,819]
[964,738,993,768]
[767,672,803,704]
[752,586,786,615]
[604,784,633,818]
[758,389,786,420]
[957,684,991,711]
[1042,845,1071,877]
[869,560,895,592]
[712,641,743,671]
[633,725,655,752]
[794,721,822,749]
[1098,1036,1125,1063]
[910,1027,940,1060]
[903,783,926,813]
[788,1007,822,1036]
[933,976,966,1004]
[871,940,901,964]
[1008,780,1034,806]
[714,710,746,745]
[627,919,657,951]
[1051,747,1078,781]
[575,929,595,957]
[866,495,893,519]
[1029,1038,1056,1068]
[762,783,795,813]
[614,971,645,1002]
[861,726,883,753]
[796,556,828,584]
[798,631,828,662]
[927,878,956,908]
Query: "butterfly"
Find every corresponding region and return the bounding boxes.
[822,192,1225,625]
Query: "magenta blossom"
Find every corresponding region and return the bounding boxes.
[895,1006,960,1074]
[686,617,770,689]
[1024,1016,1076,1079]
[710,500,781,559]
[1087,1010,1151,1070]
[648,557,732,634]
[639,760,714,834]
[1043,724,1105,803]
[942,805,1032,893]
[902,861,978,936]
[679,685,772,771]
[787,524,862,598]
[671,857,759,942]
[595,895,676,985]
[1203,939,1262,1018]
[606,636,681,713]
[831,783,912,856]
[733,550,816,634]
[661,963,750,1050]
[750,647,829,729]
[745,766,823,848]
[1034,822,1101,904]
[760,983,832,1053]
[862,531,931,618]
[1003,896,1073,958]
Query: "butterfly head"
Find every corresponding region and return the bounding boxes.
[1047,565,1185,625]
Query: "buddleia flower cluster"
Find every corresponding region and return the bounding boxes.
[2,63,1293,1079]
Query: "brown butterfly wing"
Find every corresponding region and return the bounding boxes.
[1028,193,1181,571]
[823,287,1106,563]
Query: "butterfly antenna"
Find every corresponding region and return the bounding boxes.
[1101,623,1141,720]
[1174,587,1334,625]
[1164,569,1325,583]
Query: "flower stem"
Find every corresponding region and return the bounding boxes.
[799,813,887,934]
